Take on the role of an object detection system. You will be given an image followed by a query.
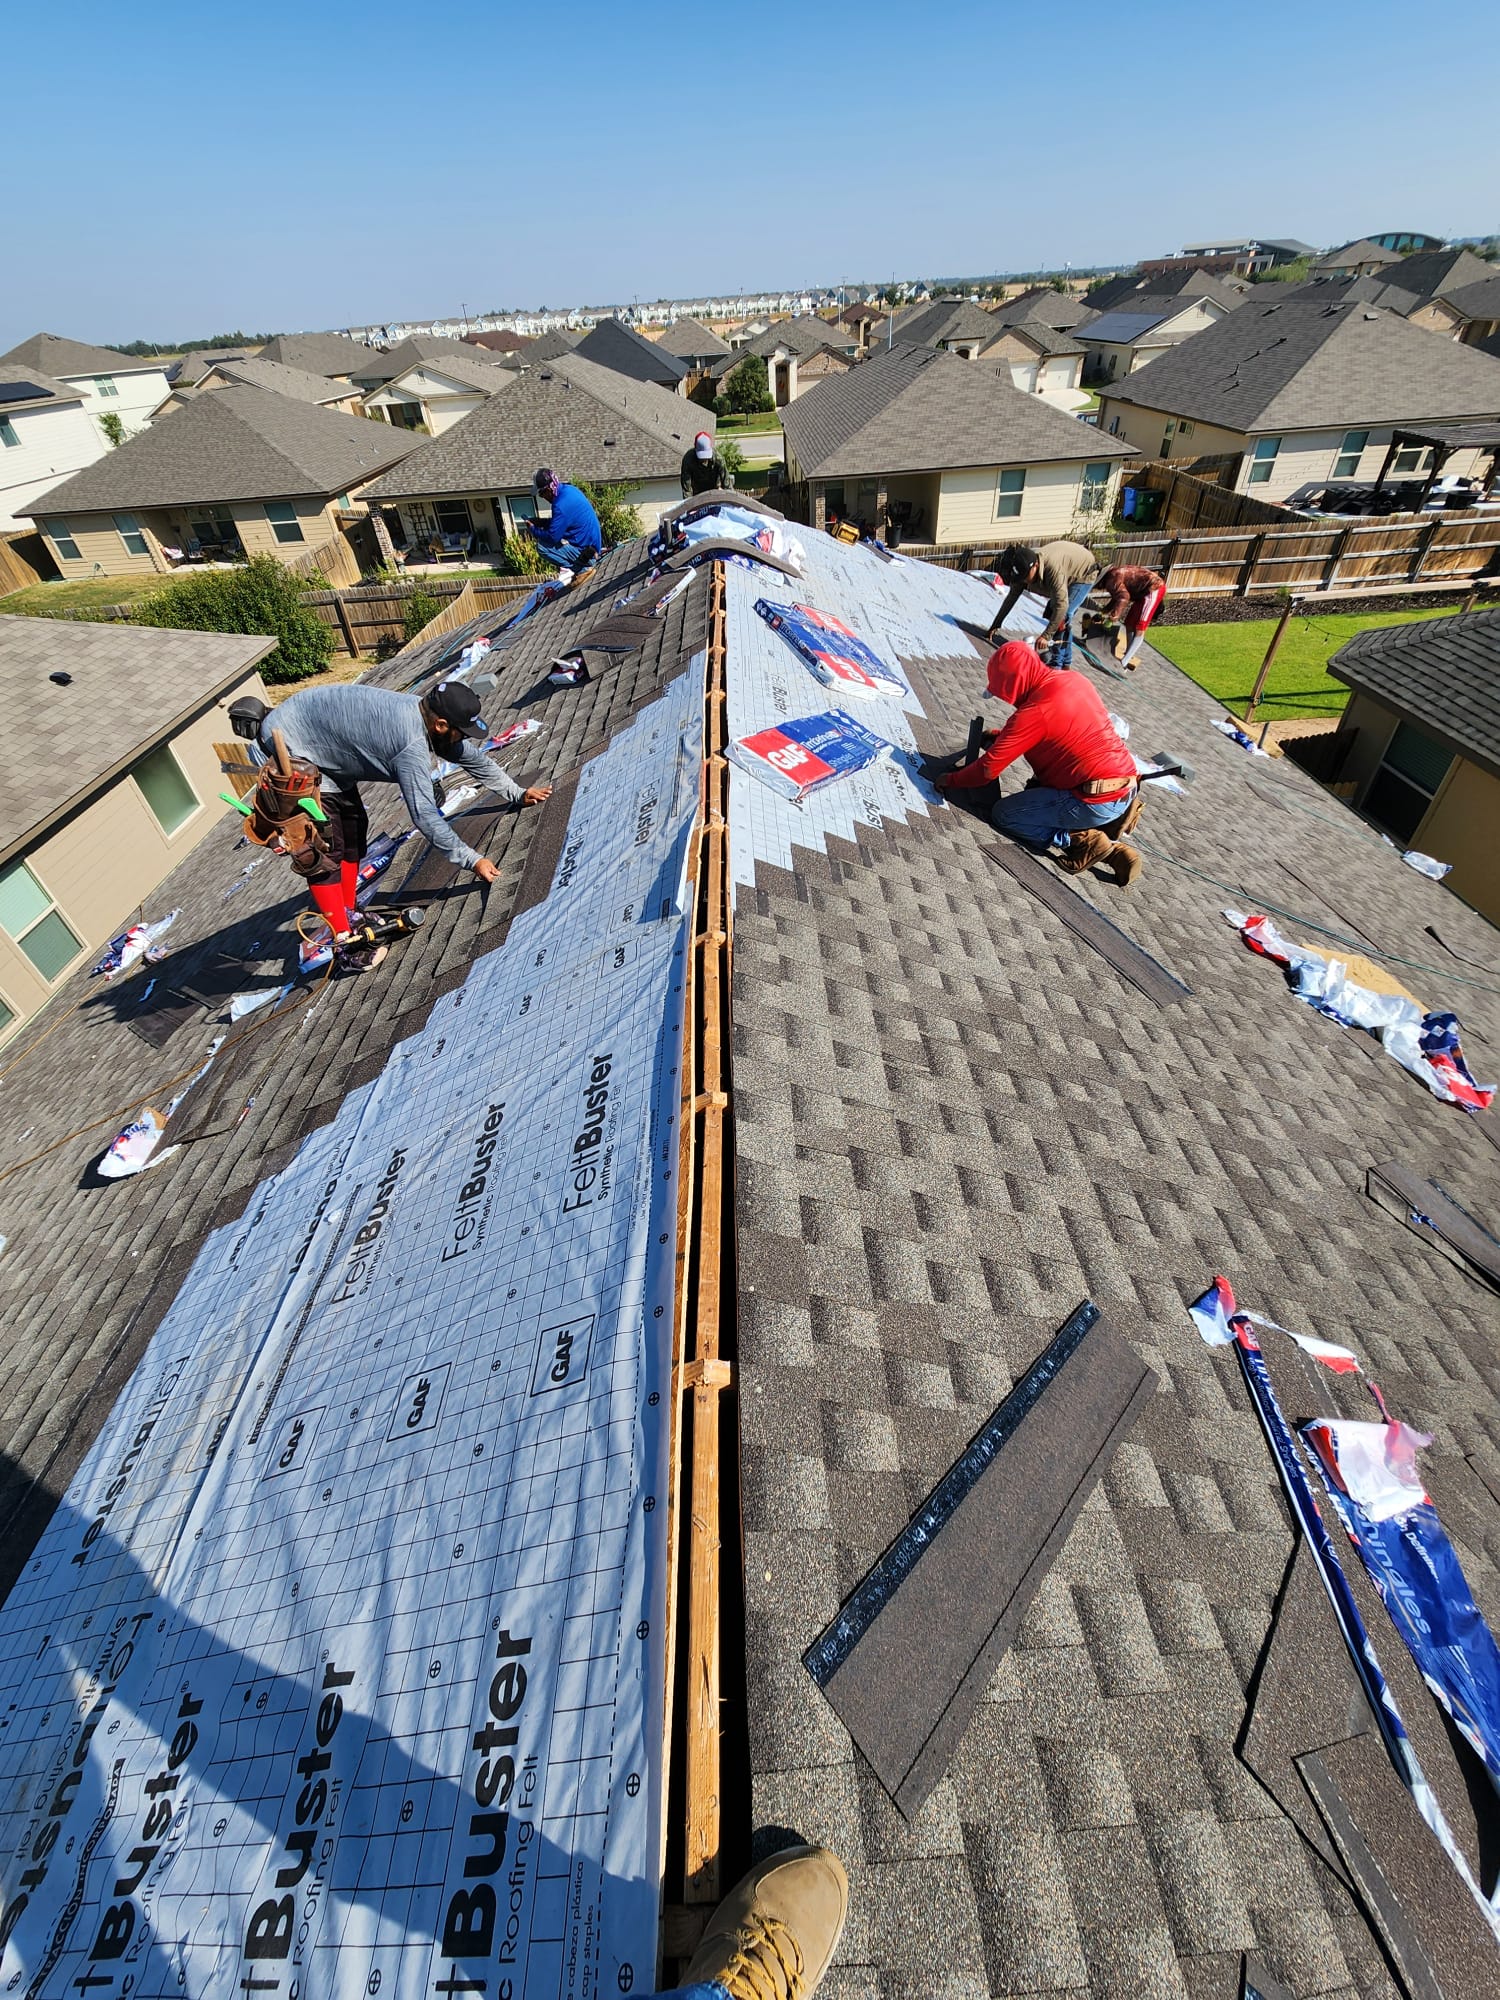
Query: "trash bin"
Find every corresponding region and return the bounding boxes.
[1132,488,1164,529]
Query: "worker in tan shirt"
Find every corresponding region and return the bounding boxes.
[986,541,1100,665]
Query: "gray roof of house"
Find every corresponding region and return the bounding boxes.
[1079,307,1185,344]
[361,350,710,499]
[892,300,1007,349]
[1083,271,1251,316]
[172,348,251,386]
[0,616,273,859]
[1330,607,1500,780]
[24,383,417,515]
[982,319,1085,358]
[1000,292,1096,329]
[748,316,855,360]
[1384,247,1497,303]
[1099,300,1500,432]
[372,350,521,396]
[348,334,508,387]
[526,328,582,363]
[652,317,732,359]
[0,333,165,379]
[256,331,374,377]
[571,318,688,386]
[781,341,1131,477]
[1312,238,1403,269]
[0,367,85,414]
[1277,274,1423,314]
[200,356,359,405]
[1437,275,1500,322]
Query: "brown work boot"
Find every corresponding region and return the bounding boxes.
[680,1844,848,1999]
[1108,842,1142,887]
[1054,827,1114,875]
[1112,623,1130,659]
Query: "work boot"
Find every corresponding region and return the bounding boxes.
[680,1844,848,2000]
[1107,842,1142,888]
[334,938,388,974]
[1112,624,1130,660]
[1054,827,1114,875]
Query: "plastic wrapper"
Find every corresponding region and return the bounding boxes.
[727,709,891,803]
[754,600,907,702]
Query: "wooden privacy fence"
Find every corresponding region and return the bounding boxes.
[302,577,535,655]
[1125,460,1291,532]
[285,532,364,591]
[0,533,49,597]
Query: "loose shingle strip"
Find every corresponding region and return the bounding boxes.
[1366,1162,1500,1293]
[984,841,1193,1004]
[805,1301,1155,1819]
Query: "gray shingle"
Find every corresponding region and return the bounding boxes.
[571,317,687,386]
[199,356,362,404]
[257,330,374,376]
[1329,606,1500,779]
[0,332,165,379]
[0,366,84,412]
[652,317,731,360]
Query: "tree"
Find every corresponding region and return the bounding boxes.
[132,555,334,684]
[1252,256,1313,285]
[98,412,127,448]
[579,481,644,546]
[716,439,745,481]
[722,353,773,416]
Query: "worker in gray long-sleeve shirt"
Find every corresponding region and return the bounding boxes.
[256,679,550,967]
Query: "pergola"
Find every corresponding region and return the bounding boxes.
[1371,420,1500,504]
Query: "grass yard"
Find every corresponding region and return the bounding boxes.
[1148,605,1458,721]
[0,573,173,618]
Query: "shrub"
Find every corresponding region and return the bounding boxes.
[98,412,127,448]
[132,554,334,684]
[402,587,442,640]
[716,439,745,479]
[498,532,548,577]
[578,481,644,547]
[722,354,773,415]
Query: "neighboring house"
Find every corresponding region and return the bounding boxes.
[1078,295,1231,384]
[1381,246,1496,308]
[362,353,519,435]
[464,330,532,356]
[1329,609,1500,923]
[0,617,272,1037]
[256,331,373,378]
[525,328,583,363]
[344,334,508,395]
[571,319,689,394]
[1081,268,1248,315]
[0,369,111,533]
[1096,300,1500,502]
[1279,273,1423,314]
[170,347,251,387]
[779,341,1131,544]
[1418,276,1500,348]
[835,301,884,349]
[1167,238,1315,274]
[1310,238,1404,280]
[156,356,365,418]
[709,318,857,407]
[0,333,170,449]
[1368,229,1445,254]
[980,323,1088,409]
[652,318,732,369]
[888,300,1006,359]
[24,384,416,577]
[359,350,713,550]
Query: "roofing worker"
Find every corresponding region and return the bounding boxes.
[245,682,551,969]
[937,641,1142,885]
[987,540,1100,665]
[523,468,602,582]
[681,430,734,496]
[1094,562,1166,669]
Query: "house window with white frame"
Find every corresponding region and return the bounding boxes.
[1079,462,1112,515]
[0,860,83,983]
[93,376,119,398]
[995,468,1026,519]
[1332,431,1369,479]
[1392,442,1436,476]
[1247,437,1281,484]
[264,501,306,545]
[0,418,18,449]
[132,743,200,835]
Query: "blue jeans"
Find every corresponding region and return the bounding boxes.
[531,534,600,574]
[992,785,1132,851]
[1042,580,1095,666]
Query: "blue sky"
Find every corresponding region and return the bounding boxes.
[3,0,1496,351]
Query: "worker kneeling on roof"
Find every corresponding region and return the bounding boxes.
[237,682,551,970]
[937,642,1143,887]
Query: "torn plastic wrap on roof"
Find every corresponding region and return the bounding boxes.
[754,599,909,702]
[96,1036,225,1179]
[653,505,806,572]
[728,710,892,804]
[1305,1416,1500,1807]
[92,910,180,979]
[1225,910,1495,1110]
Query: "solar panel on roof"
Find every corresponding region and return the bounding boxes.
[0,381,54,404]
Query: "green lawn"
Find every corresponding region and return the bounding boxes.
[0,573,172,618]
[717,412,781,435]
[1148,606,1458,720]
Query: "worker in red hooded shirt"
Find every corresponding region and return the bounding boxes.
[937,641,1143,884]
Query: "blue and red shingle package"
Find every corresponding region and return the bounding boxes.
[754,599,908,702]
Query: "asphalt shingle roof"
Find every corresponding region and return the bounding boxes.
[526,327,582,362]
[256,330,374,377]
[361,349,709,499]
[893,301,1007,349]
[747,317,855,361]
[1079,307,1184,344]
[1277,275,1422,314]
[0,366,84,412]
[571,317,688,386]
[984,320,1085,358]
[1099,300,1500,432]
[1329,608,1500,781]
[374,350,522,396]
[24,383,418,514]
[652,317,732,359]
[0,616,274,858]
[1384,247,1498,304]
[1438,275,1500,322]
[349,334,510,386]
[199,356,361,405]
[0,333,165,379]
[781,341,1131,478]
[1312,238,1402,270]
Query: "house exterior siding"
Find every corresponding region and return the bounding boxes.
[390,478,681,557]
[40,493,360,578]
[934,459,1120,543]
[0,669,266,1035]
[0,399,113,533]
[63,365,171,442]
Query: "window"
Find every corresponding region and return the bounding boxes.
[336,492,354,513]
[1247,436,1281,484]
[1079,462,1112,515]
[1392,443,1436,476]
[995,468,1026,519]
[132,743,199,834]
[0,418,18,448]
[93,376,118,398]
[433,498,474,538]
[45,517,81,562]
[1362,722,1452,844]
[0,992,13,1041]
[113,512,148,557]
[506,492,538,529]
[1179,420,1194,438]
[0,861,82,983]
[1332,430,1369,480]
[264,501,306,545]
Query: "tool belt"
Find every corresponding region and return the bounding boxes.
[1076,776,1136,801]
[247,758,328,877]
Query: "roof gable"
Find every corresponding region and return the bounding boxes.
[0,333,165,380]
[256,331,372,377]
[571,319,688,385]
[202,357,357,405]
[376,353,520,398]
[25,384,417,515]
[653,317,731,359]
[1385,247,1496,301]
[781,341,1130,478]
[1330,608,1500,780]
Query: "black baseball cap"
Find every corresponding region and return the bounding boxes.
[427,680,488,740]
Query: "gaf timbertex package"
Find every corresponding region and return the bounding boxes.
[728,710,892,803]
[754,599,908,702]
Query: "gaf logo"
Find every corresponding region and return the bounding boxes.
[530,1313,596,1397]
[261,1406,324,1481]
[387,1361,450,1441]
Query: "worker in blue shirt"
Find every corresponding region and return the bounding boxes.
[523,469,603,581]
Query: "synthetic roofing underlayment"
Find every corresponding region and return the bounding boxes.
[2,521,1500,1996]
